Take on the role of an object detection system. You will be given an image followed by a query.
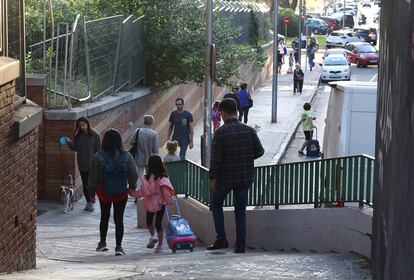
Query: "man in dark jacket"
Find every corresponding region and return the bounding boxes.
[207,98,264,253]
[223,86,242,120]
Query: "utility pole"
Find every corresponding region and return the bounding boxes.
[298,0,302,66]
[202,0,213,168]
[271,0,279,123]
[343,0,346,29]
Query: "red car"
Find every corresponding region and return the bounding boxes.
[320,16,341,30]
[345,42,379,67]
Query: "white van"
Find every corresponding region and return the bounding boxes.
[322,81,377,158]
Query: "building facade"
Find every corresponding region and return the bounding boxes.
[0,0,42,273]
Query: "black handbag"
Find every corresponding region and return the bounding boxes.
[129,128,140,159]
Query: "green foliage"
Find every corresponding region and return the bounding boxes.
[248,7,260,47]
[277,8,299,37]
[26,0,268,90]
[141,0,265,89]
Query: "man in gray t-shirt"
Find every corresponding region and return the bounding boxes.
[130,115,159,186]
[168,98,194,160]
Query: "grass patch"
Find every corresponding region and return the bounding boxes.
[284,35,327,49]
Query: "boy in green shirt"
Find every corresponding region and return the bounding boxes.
[298,102,316,155]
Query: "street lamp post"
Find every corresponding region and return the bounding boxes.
[271,0,279,123]
[343,0,346,29]
[203,0,213,168]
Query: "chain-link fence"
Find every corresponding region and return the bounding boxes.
[27,13,146,109]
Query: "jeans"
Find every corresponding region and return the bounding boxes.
[211,184,249,246]
[240,108,249,124]
[80,171,90,203]
[177,141,188,160]
[294,80,303,93]
[99,198,127,247]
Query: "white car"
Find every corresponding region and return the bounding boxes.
[326,30,365,48]
[320,54,351,82]
[323,47,352,60]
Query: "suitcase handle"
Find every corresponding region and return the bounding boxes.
[165,196,181,221]
[311,125,318,140]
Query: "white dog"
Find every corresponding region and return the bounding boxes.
[60,175,76,213]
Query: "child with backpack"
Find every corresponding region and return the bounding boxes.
[298,103,316,156]
[163,141,181,163]
[88,129,138,256]
[128,155,175,253]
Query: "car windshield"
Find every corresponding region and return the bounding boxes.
[358,45,377,53]
[324,56,347,66]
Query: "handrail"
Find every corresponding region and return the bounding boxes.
[166,154,375,208]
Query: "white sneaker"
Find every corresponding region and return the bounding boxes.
[147,237,158,249]
[154,245,164,253]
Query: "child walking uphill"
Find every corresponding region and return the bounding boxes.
[129,155,175,253]
[163,141,181,163]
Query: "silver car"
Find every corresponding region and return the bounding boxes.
[326,30,365,48]
[320,54,351,82]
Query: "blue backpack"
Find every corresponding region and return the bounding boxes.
[99,151,129,195]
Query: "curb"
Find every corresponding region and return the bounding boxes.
[271,74,321,165]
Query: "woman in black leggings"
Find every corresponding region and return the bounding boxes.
[88,129,138,256]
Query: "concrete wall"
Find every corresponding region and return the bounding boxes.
[372,0,414,279]
[0,57,42,273]
[32,43,274,201]
[137,197,373,258]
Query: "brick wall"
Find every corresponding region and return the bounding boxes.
[37,43,274,201]
[0,80,38,273]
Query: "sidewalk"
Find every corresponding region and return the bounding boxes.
[180,52,322,166]
[0,199,372,280]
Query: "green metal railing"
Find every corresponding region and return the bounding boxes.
[166,155,375,208]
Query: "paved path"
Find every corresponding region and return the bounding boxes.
[0,199,372,280]
[170,52,323,166]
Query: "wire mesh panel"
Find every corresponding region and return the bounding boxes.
[7,0,25,96]
[130,16,145,88]
[85,15,123,99]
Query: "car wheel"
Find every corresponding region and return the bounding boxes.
[356,59,361,68]
[313,28,319,34]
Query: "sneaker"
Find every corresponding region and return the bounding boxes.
[96,242,108,252]
[84,203,91,211]
[88,203,95,212]
[146,237,158,249]
[293,92,296,95]
[115,246,125,256]
[298,151,305,156]
[154,245,164,253]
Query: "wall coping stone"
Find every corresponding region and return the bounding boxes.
[0,57,20,86]
[44,87,151,120]
[14,99,43,139]
[26,74,47,87]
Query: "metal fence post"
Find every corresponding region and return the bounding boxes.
[63,23,69,97]
[54,24,60,94]
[83,16,93,100]
[112,20,123,95]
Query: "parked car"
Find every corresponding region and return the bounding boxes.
[326,30,365,48]
[345,42,379,67]
[320,16,341,30]
[330,13,355,28]
[320,54,351,82]
[336,7,357,17]
[353,26,378,45]
[305,19,329,34]
[323,48,352,60]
